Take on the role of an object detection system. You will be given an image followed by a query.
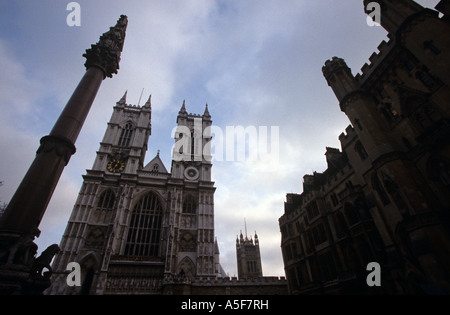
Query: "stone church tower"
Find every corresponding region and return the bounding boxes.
[47,94,218,295]
[236,229,263,279]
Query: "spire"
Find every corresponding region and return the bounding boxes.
[117,90,127,106]
[144,94,152,108]
[214,237,220,254]
[244,218,248,239]
[178,99,187,116]
[203,103,211,120]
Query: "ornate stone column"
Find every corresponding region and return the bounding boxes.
[0,15,128,295]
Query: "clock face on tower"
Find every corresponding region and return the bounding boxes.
[184,166,199,180]
[107,159,125,173]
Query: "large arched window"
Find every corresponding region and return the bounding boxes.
[118,123,134,147]
[125,192,163,257]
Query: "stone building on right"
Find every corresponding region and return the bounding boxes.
[279,0,450,294]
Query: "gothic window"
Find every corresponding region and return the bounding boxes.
[183,195,197,214]
[247,260,257,273]
[125,192,163,257]
[78,255,97,295]
[330,193,339,207]
[151,164,159,173]
[355,141,368,161]
[372,174,390,206]
[318,252,337,282]
[97,189,115,210]
[284,245,293,261]
[306,200,320,220]
[312,223,327,246]
[290,242,299,258]
[118,123,134,147]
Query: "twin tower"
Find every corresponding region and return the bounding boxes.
[48,93,220,294]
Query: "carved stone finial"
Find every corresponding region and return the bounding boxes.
[203,103,211,119]
[83,15,128,78]
[178,100,187,116]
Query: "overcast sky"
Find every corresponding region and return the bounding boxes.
[0,0,440,277]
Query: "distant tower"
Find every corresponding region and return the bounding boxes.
[236,222,263,279]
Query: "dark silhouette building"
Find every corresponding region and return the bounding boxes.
[279,0,450,294]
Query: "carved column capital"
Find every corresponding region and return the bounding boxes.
[83,15,128,78]
[37,135,77,165]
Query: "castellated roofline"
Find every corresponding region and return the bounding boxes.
[338,124,357,147]
[355,38,394,85]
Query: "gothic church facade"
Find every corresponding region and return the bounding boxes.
[47,94,219,295]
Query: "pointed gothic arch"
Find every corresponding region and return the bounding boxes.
[78,253,99,295]
[177,256,196,280]
[118,122,134,147]
[124,191,163,257]
[97,189,116,210]
[93,189,116,224]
